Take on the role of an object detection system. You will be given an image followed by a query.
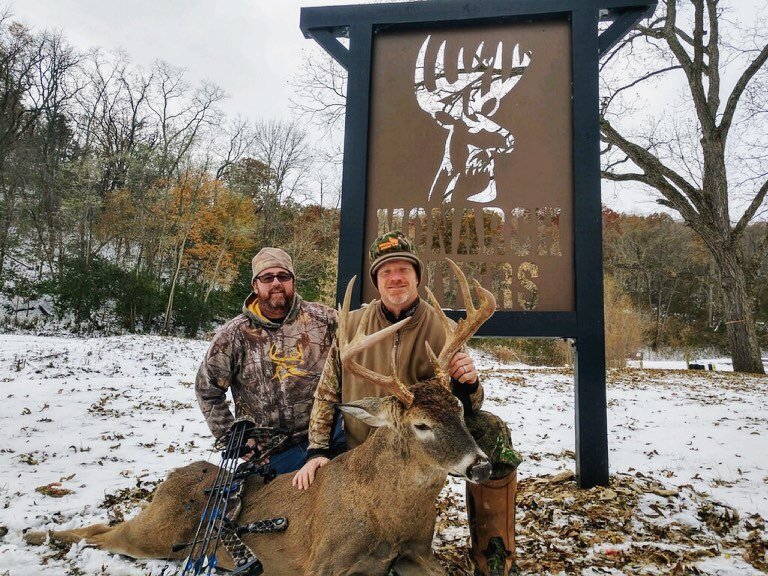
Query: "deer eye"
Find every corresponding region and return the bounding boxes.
[414,423,432,432]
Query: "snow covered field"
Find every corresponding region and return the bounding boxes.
[0,334,765,575]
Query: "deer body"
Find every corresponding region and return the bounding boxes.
[45,382,479,576]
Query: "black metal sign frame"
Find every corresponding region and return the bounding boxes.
[301,0,656,488]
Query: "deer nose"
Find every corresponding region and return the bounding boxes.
[467,457,492,483]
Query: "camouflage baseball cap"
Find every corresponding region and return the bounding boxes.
[369,230,423,287]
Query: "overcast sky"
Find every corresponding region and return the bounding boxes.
[10,0,359,122]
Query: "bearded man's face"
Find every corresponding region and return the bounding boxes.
[253,266,295,318]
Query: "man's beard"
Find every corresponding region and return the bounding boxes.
[262,288,291,315]
[384,286,411,306]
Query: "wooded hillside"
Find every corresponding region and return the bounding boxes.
[0,16,339,335]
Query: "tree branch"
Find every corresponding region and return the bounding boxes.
[662,0,716,134]
[600,65,682,113]
[705,0,720,111]
[600,17,666,71]
[733,177,768,241]
[601,170,651,184]
[691,0,706,85]
[600,117,703,219]
[674,26,695,48]
[719,42,768,138]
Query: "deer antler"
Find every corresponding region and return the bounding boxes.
[338,277,415,407]
[470,41,531,118]
[424,259,496,384]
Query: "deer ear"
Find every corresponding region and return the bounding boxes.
[338,397,398,428]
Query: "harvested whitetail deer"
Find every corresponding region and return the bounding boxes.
[29,260,496,576]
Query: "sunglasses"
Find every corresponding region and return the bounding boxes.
[256,272,294,284]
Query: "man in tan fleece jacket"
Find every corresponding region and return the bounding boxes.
[293,231,522,576]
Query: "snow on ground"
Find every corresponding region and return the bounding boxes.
[476,358,768,520]
[0,335,766,575]
[0,334,212,575]
[464,352,767,574]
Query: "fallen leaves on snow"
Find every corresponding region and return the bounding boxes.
[34,483,74,498]
[433,471,767,575]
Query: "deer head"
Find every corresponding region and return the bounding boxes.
[336,259,496,481]
[415,35,532,203]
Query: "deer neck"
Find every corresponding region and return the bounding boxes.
[344,426,447,494]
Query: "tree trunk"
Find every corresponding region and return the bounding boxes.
[701,131,764,374]
[203,240,231,303]
[707,261,715,328]
[0,222,7,279]
[162,237,187,335]
[654,298,662,351]
[0,178,13,279]
[711,247,764,374]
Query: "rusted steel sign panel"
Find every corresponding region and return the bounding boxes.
[364,22,573,310]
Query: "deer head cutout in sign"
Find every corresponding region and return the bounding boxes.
[415,35,532,204]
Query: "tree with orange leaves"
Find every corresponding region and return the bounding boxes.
[186,187,257,303]
[159,171,217,333]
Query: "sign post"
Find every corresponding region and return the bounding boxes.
[301,0,656,488]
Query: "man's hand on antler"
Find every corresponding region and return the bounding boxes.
[449,352,478,385]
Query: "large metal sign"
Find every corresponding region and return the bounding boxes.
[366,21,574,310]
[301,0,656,488]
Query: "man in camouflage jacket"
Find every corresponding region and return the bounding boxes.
[195,247,343,475]
[292,231,522,576]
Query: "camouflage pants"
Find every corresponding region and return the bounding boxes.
[465,411,521,480]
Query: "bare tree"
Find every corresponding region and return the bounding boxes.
[0,16,36,279]
[289,0,427,132]
[604,212,709,349]
[601,0,768,373]
[210,116,258,180]
[68,49,162,281]
[147,61,225,180]
[73,49,157,193]
[290,44,347,134]
[253,118,312,203]
[33,31,81,263]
